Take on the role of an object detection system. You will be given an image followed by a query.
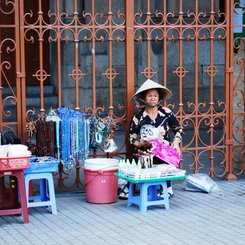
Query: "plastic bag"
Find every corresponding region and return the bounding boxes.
[184,173,218,193]
[150,139,180,167]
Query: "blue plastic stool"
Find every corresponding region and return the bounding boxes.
[115,173,186,212]
[24,172,57,214]
[127,181,170,212]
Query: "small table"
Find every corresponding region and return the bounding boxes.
[115,173,186,212]
[24,157,59,215]
[0,170,29,223]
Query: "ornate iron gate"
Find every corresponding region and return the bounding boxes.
[0,0,244,190]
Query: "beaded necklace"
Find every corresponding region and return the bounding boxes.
[84,119,90,159]
[61,119,71,165]
[36,120,55,156]
[70,119,76,159]
[55,120,60,159]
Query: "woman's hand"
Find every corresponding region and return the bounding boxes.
[134,140,152,149]
[171,139,181,154]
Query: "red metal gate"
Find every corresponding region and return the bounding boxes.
[0,0,244,190]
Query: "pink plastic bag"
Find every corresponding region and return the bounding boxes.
[150,139,180,167]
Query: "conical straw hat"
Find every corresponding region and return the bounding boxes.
[131,79,172,105]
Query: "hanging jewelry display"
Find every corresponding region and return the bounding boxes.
[46,108,61,159]
[104,131,118,153]
[83,119,90,159]
[89,117,100,150]
[89,115,118,153]
[103,117,118,153]
[26,122,37,155]
[36,120,55,156]
[56,108,90,171]
[32,107,120,170]
[60,118,71,170]
[26,122,36,139]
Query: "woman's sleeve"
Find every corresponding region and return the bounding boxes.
[168,111,183,142]
[129,115,140,145]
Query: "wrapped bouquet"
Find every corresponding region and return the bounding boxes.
[150,139,180,167]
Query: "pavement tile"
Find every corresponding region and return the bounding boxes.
[1,178,245,244]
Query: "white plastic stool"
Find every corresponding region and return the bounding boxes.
[24,172,57,214]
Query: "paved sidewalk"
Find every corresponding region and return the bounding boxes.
[1,177,245,245]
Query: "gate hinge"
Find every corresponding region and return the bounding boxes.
[16,72,26,78]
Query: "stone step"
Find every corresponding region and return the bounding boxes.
[2,85,56,97]
[26,96,58,109]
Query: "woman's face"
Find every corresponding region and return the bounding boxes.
[144,89,159,108]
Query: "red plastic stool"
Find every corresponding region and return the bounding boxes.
[0,170,29,224]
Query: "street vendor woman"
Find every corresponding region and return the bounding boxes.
[118,79,183,199]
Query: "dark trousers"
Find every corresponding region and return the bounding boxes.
[152,156,171,188]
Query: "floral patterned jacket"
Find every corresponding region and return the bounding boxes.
[129,106,183,149]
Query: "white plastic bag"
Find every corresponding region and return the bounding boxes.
[184,173,218,193]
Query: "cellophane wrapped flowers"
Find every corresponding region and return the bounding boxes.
[150,139,180,167]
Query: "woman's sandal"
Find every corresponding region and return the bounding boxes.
[168,192,175,199]
[167,186,174,198]
[158,187,174,199]
[157,191,175,199]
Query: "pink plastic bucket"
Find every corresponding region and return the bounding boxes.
[84,158,119,204]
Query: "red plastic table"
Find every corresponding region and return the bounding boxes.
[0,156,30,224]
[0,170,29,223]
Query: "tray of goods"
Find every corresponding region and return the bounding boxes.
[24,156,60,174]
